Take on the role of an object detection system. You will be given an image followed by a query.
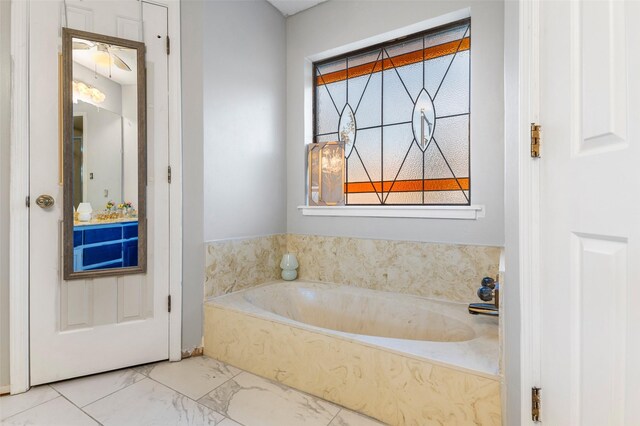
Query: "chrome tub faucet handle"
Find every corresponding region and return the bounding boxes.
[469,276,499,316]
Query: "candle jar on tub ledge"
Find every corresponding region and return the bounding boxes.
[280,253,299,281]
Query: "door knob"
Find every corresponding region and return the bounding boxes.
[35,194,55,209]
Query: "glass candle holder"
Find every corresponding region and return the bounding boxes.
[307,141,345,206]
[280,253,299,281]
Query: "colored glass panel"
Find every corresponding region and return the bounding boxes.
[313,19,471,205]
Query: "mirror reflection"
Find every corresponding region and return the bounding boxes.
[69,33,142,274]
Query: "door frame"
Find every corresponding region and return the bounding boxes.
[9,0,543,420]
[9,0,183,394]
[503,0,541,424]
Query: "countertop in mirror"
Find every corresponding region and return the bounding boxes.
[74,218,139,227]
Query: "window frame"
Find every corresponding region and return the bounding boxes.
[311,17,472,208]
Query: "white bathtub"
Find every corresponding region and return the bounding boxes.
[208,280,498,378]
[205,281,501,425]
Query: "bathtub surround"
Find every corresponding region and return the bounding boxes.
[203,236,502,423]
[205,234,501,303]
[204,282,501,425]
[288,234,501,303]
[205,235,287,298]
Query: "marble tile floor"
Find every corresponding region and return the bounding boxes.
[0,356,385,426]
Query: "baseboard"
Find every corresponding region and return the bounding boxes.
[181,346,203,359]
[0,385,10,395]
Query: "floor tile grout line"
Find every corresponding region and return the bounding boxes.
[56,392,105,426]
[147,366,236,401]
[207,368,347,425]
[82,373,236,426]
[143,373,236,419]
[327,408,342,426]
[245,371,386,425]
[142,374,250,426]
[74,370,146,411]
[0,386,62,422]
[195,374,237,401]
[3,361,381,426]
[132,361,161,377]
[222,414,248,426]
[50,366,241,426]
[2,374,142,423]
[239,369,343,414]
[1,360,238,425]
[139,357,243,401]
[194,380,249,426]
[196,384,249,426]
[133,360,249,426]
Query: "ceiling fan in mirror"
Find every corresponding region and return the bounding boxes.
[72,39,132,77]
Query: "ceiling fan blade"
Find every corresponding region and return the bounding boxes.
[112,53,132,72]
[72,41,93,50]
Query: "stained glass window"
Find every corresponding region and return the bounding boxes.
[313,19,471,205]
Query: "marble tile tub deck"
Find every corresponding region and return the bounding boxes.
[0,356,384,426]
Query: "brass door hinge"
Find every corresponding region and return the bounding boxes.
[168,295,172,313]
[532,387,541,422]
[166,35,170,55]
[531,123,541,158]
[168,165,172,184]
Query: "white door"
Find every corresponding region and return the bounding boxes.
[539,0,640,424]
[29,0,171,385]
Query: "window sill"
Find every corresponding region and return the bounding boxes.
[297,205,485,220]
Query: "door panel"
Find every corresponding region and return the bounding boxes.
[29,0,170,385]
[540,0,640,424]
[573,234,628,425]
[579,1,627,152]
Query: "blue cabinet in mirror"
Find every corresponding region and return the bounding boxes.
[73,221,139,271]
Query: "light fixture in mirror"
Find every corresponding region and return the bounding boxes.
[62,28,146,280]
[72,80,106,105]
[307,141,345,206]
